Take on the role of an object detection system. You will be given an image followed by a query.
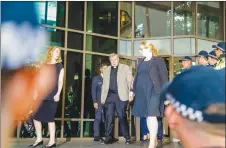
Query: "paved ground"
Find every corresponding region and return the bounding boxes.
[12,141,181,148]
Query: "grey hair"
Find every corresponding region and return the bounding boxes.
[109,53,119,60]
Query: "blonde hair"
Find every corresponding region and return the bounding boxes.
[140,41,159,56]
[109,53,119,60]
[45,46,62,63]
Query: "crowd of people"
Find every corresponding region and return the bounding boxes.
[90,41,225,148]
[1,1,225,148]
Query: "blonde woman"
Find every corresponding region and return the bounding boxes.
[129,41,168,148]
[29,46,64,148]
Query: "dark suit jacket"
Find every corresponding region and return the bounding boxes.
[91,75,103,105]
[131,56,168,95]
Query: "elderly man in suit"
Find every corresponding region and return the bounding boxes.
[101,53,133,145]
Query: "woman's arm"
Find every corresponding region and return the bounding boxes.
[56,68,64,96]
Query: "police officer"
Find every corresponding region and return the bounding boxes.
[176,56,192,75]
[91,63,108,142]
[161,66,225,148]
[207,50,218,69]
[212,42,225,70]
[195,50,211,67]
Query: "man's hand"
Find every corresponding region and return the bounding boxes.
[54,93,60,102]
[94,103,98,109]
[129,91,135,102]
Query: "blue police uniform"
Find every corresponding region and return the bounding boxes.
[177,56,193,75]
[212,42,226,70]
[91,75,104,138]
[196,51,212,67]
[208,50,218,69]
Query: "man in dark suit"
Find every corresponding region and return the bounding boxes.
[91,63,108,142]
[101,53,133,145]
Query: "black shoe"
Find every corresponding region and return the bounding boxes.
[178,141,183,147]
[141,138,149,142]
[94,137,104,142]
[102,138,113,145]
[125,139,131,145]
[42,143,56,148]
[93,137,100,141]
[157,140,163,148]
[28,140,43,147]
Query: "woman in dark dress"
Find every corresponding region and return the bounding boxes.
[129,41,168,148]
[29,46,64,148]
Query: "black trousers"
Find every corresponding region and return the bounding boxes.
[93,105,103,137]
[104,93,130,140]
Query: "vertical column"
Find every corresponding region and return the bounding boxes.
[192,2,196,35]
[131,2,135,56]
[171,2,174,55]
[169,1,174,141]
[80,1,87,138]
[219,2,223,40]
[146,8,151,37]
[117,2,120,55]
[195,2,198,55]
[61,1,69,138]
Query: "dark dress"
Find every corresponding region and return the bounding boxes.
[132,60,160,117]
[33,63,63,122]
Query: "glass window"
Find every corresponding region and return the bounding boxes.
[35,2,66,27]
[63,121,81,138]
[68,2,84,30]
[83,121,96,137]
[174,2,196,35]
[197,2,224,40]
[135,2,171,38]
[86,35,117,54]
[64,51,83,118]
[174,38,195,55]
[87,2,118,36]
[67,32,83,50]
[198,39,218,53]
[47,28,65,47]
[84,54,110,119]
[119,40,132,56]
[134,39,171,56]
[120,2,132,38]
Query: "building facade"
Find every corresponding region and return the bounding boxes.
[16,1,226,140]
